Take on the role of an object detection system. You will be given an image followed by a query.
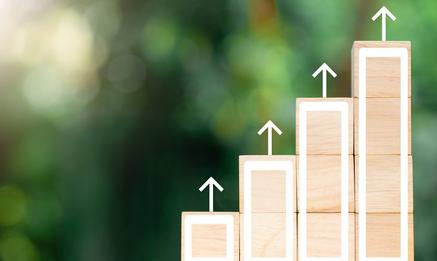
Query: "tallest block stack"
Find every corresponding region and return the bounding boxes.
[352,41,414,261]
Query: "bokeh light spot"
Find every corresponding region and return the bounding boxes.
[0,233,39,261]
[22,66,72,112]
[0,186,27,227]
[142,16,178,62]
[52,9,94,71]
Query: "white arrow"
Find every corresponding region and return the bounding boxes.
[258,120,282,155]
[312,63,337,98]
[372,6,396,41]
[199,177,224,212]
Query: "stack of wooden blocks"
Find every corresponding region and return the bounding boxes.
[352,41,414,260]
[239,155,296,259]
[181,40,414,261]
[296,96,354,260]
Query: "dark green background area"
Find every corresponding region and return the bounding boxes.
[0,0,436,260]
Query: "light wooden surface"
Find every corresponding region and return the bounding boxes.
[300,213,355,260]
[240,213,296,260]
[355,155,413,213]
[352,41,411,98]
[356,213,414,260]
[297,155,355,212]
[354,98,411,155]
[239,155,296,213]
[181,212,239,260]
[296,98,353,155]
[193,224,226,256]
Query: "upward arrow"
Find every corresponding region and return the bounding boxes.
[312,63,337,98]
[258,120,282,155]
[199,177,224,212]
[372,6,396,41]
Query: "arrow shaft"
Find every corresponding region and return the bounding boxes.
[382,14,386,41]
[267,128,272,155]
[322,70,327,98]
[209,185,214,212]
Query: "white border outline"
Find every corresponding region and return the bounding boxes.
[184,214,234,261]
[243,160,294,261]
[358,48,409,261]
[298,101,350,261]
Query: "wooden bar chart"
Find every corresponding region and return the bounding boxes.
[181,6,414,261]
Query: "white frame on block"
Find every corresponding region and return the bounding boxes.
[243,160,295,261]
[298,101,350,261]
[184,214,235,261]
[357,47,409,261]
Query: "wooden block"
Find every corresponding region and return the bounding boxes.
[297,155,355,212]
[355,155,413,213]
[356,213,414,260]
[298,213,355,260]
[181,212,239,261]
[352,41,411,98]
[354,98,411,155]
[239,155,296,213]
[240,213,296,260]
[296,98,353,155]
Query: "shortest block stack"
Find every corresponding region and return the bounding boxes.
[181,212,239,261]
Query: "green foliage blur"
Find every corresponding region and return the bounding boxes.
[0,0,436,260]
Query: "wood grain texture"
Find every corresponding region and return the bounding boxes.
[355,155,413,213]
[181,212,239,260]
[352,41,411,98]
[301,213,355,260]
[240,213,296,260]
[354,98,411,155]
[239,155,296,213]
[192,224,226,256]
[297,155,355,212]
[296,98,353,155]
[356,213,414,260]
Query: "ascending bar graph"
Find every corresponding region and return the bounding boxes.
[180,6,414,261]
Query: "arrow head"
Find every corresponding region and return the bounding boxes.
[199,177,224,192]
[372,6,396,21]
[257,120,282,135]
[312,63,337,78]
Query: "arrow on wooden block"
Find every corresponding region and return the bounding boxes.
[372,6,396,41]
[312,63,337,98]
[199,177,224,212]
[258,120,282,155]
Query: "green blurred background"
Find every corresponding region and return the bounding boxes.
[0,0,436,260]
